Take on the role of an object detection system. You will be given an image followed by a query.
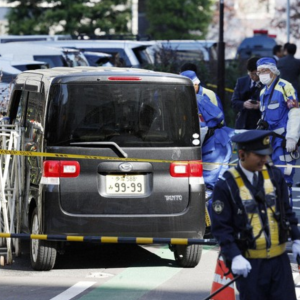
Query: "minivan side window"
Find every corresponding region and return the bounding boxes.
[24,92,45,183]
[14,91,29,127]
[24,92,44,140]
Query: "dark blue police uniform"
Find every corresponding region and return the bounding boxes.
[211,130,300,300]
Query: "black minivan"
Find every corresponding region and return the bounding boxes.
[7,67,206,270]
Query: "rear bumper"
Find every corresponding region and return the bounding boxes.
[42,184,206,239]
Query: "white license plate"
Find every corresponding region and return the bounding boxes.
[106,174,145,195]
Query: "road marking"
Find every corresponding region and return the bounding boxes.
[49,281,96,300]
[293,273,300,298]
[78,246,215,300]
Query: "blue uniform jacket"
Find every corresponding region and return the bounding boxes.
[197,94,232,151]
[260,77,298,133]
[211,163,300,261]
[197,85,224,113]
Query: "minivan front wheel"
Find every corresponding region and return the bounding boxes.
[174,244,202,267]
[30,208,57,271]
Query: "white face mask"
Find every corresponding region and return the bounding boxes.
[259,73,273,86]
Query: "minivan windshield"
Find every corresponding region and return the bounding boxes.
[46,83,199,147]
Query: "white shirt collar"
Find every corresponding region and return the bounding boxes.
[239,162,258,185]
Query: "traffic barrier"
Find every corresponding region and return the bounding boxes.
[0,232,218,245]
[210,256,236,300]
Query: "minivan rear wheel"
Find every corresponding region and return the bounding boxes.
[174,244,202,267]
[30,208,57,271]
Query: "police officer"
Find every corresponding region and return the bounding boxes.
[180,70,233,189]
[211,130,300,300]
[180,69,223,112]
[256,57,300,204]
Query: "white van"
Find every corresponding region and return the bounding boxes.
[23,40,154,68]
[0,43,89,68]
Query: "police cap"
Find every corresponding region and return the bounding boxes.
[232,130,273,155]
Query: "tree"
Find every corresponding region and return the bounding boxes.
[6,0,48,34]
[6,0,131,36]
[271,1,300,41]
[145,0,214,40]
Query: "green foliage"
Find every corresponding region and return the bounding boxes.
[5,0,48,34]
[145,0,214,39]
[6,0,131,36]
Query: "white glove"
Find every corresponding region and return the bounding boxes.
[286,138,297,152]
[292,240,300,262]
[231,255,252,278]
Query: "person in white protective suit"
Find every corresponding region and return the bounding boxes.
[256,57,300,205]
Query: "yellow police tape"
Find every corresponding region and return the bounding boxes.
[0,232,218,245]
[1,148,300,169]
[206,83,234,93]
[0,149,174,164]
[205,206,211,227]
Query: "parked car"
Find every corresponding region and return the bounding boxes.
[24,40,154,68]
[236,30,277,59]
[0,57,47,83]
[0,43,89,68]
[7,66,206,270]
[147,40,217,64]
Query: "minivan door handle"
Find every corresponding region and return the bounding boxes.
[70,141,128,158]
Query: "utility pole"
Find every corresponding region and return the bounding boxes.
[217,0,225,108]
[131,0,139,35]
[287,0,290,42]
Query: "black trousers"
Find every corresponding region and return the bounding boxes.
[236,253,296,300]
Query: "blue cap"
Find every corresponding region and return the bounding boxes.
[180,70,200,85]
[257,57,277,68]
[232,130,273,155]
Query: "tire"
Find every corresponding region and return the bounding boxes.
[30,208,57,271]
[174,244,202,268]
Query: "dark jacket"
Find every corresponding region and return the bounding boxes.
[211,163,300,261]
[231,76,262,129]
[277,54,300,96]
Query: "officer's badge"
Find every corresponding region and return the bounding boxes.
[212,200,224,214]
[263,136,270,145]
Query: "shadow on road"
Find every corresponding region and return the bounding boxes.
[1,240,177,271]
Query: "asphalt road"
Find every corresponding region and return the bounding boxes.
[1,156,300,300]
[0,242,222,300]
